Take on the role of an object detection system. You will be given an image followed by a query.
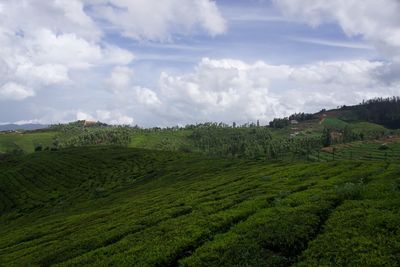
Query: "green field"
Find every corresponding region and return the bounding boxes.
[310,139,400,162]
[1,105,400,266]
[1,147,400,266]
[320,118,348,129]
[0,131,56,153]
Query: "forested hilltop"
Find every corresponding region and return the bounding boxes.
[1,97,399,162]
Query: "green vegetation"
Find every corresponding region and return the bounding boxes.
[1,98,400,266]
[320,117,348,130]
[50,121,132,148]
[0,131,56,153]
[2,98,399,159]
[312,139,400,162]
[130,128,192,151]
[349,122,389,139]
[1,147,400,266]
[355,97,400,128]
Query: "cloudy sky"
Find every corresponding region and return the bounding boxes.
[1,0,400,126]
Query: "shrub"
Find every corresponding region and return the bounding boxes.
[335,182,363,200]
[34,144,43,152]
[379,143,389,150]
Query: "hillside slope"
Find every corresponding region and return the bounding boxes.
[1,147,400,266]
[0,131,56,153]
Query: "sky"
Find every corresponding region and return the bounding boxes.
[0,0,400,126]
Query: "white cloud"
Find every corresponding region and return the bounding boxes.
[142,57,400,125]
[76,110,134,125]
[102,46,135,66]
[109,115,134,125]
[156,58,291,123]
[134,87,161,106]
[0,0,101,41]
[2,1,399,126]
[76,111,95,121]
[273,0,400,61]
[88,0,226,41]
[1,0,223,105]
[26,29,103,69]
[0,1,135,101]
[6,56,399,126]
[106,66,161,106]
[0,82,35,100]
[13,119,44,125]
[15,63,69,85]
[107,66,134,90]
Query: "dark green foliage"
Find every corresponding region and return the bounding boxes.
[189,125,272,158]
[379,143,389,150]
[322,128,332,147]
[289,112,314,122]
[269,113,313,129]
[269,117,290,128]
[343,125,353,143]
[34,144,42,151]
[296,165,400,266]
[189,125,321,160]
[1,147,400,266]
[356,97,400,129]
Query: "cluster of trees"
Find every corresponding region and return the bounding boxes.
[50,120,109,133]
[189,125,321,159]
[59,127,132,148]
[34,139,60,152]
[289,113,314,121]
[50,122,133,148]
[321,125,389,147]
[269,113,314,128]
[190,126,272,158]
[356,97,400,128]
[269,118,290,129]
[184,121,263,129]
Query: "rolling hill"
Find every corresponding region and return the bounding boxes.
[1,147,400,266]
[0,131,56,154]
[1,98,400,266]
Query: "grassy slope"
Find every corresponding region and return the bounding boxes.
[1,147,400,266]
[0,131,56,153]
[129,129,192,150]
[0,114,392,155]
[320,117,349,130]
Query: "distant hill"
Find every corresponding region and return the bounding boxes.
[0,123,48,131]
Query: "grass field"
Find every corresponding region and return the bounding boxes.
[320,117,348,129]
[1,146,400,266]
[349,121,387,132]
[0,131,56,153]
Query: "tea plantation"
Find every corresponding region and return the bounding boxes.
[1,146,399,266]
[312,139,400,162]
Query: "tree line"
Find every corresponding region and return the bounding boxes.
[189,124,321,160]
[50,121,132,148]
[269,113,314,128]
[355,97,400,129]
